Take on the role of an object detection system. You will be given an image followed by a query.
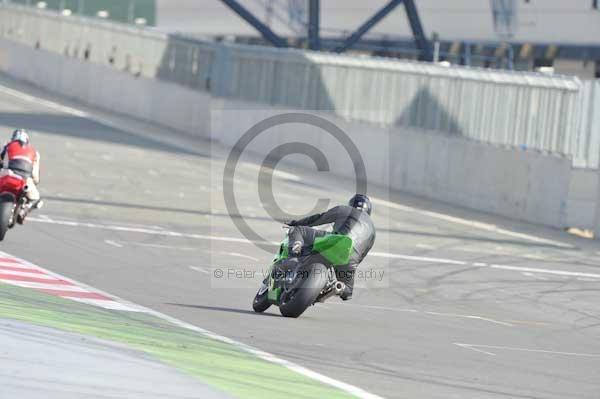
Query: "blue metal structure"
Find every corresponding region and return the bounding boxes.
[334,0,404,53]
[333,0,432,60]
[403,0,433,60]
[219,0,288,48]
[220,0,432,60]
[307,0,320,50]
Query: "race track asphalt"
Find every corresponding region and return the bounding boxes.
[0,74,599,399]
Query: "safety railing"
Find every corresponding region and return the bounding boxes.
[0,5,214,89]
[0,3,593,167]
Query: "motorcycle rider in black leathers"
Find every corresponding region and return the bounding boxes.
[286,194,376,301]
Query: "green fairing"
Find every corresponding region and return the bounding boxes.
[312,235,353,265]
[268,287,282,302]
[274,237,289,262]
[273,234,353,265]
[267,234,352,302]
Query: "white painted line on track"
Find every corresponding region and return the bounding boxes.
[370,197,574,249]
[242,162,302,182]
[331,303,514,327]
[0,261,38,269]
[424,311,514,327]
[132,242,197,251]
[455,343,497,356]
[29,216,279,246]
[4,280,90,292]
[0,269,60,280]
[189,266,210,274]
[489,264,600,279]
[0,84,88,117]
[0,251,145,312]
[224,252,261,261]
[28,216,600,281]
[455,343,600,358]
[1,246,384,399]
[0,81,574,254]
[104,240,123,248]
[370,252,468,265]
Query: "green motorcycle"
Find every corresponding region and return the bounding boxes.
[252,233,353,318]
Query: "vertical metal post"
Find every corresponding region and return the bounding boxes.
[219,0,288,47]
[308,0,320,50]
[403,0,433,61]
[432,32,440,63]
[128,0,135,23]
[463,42,471,66]
[506,44,514,70]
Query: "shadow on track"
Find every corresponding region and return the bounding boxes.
[0,112,209,157]
[165,303,279,317]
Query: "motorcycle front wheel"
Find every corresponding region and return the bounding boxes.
[252,283,271,313]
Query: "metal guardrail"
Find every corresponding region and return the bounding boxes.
[0,4,593,167]
[0,5,214,88]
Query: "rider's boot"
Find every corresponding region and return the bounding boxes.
[291,241,302,256]
[16,207,26,224]
[336,265,355,301]
[18,199,42,224]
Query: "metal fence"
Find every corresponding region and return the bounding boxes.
[213,45,582,164]
[0,4,594,167]
[0,5,214,89]
[577,80,600,168]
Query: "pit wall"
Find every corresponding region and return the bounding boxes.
[0,38,574,228]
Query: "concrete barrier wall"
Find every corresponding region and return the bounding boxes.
[0,38,575,228]
[0,38,211,138]
[212,97,572,228]
[567,169,599,230]
[1,4,589,168]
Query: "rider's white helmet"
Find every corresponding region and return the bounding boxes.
[11,129,30,145]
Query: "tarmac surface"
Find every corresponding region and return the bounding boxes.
[0,74,599,398]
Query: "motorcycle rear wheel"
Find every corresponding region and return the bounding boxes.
[279,263,328,318]
[0,200,14,241]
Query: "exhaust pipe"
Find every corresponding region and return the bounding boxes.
[333,281,346,295]
[316,281,347,303]
[23,185,29,193]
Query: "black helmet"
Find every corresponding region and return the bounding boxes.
[349,194,372,215]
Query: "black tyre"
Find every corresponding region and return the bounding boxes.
[279,263,328,318]
[0,200,14,241]
[252,284,271,313]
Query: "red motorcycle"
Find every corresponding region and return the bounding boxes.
[0,171,28,241]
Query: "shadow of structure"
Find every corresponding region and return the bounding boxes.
[395,88,463,135]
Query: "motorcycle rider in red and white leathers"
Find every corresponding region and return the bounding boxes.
[0,129,43,220]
